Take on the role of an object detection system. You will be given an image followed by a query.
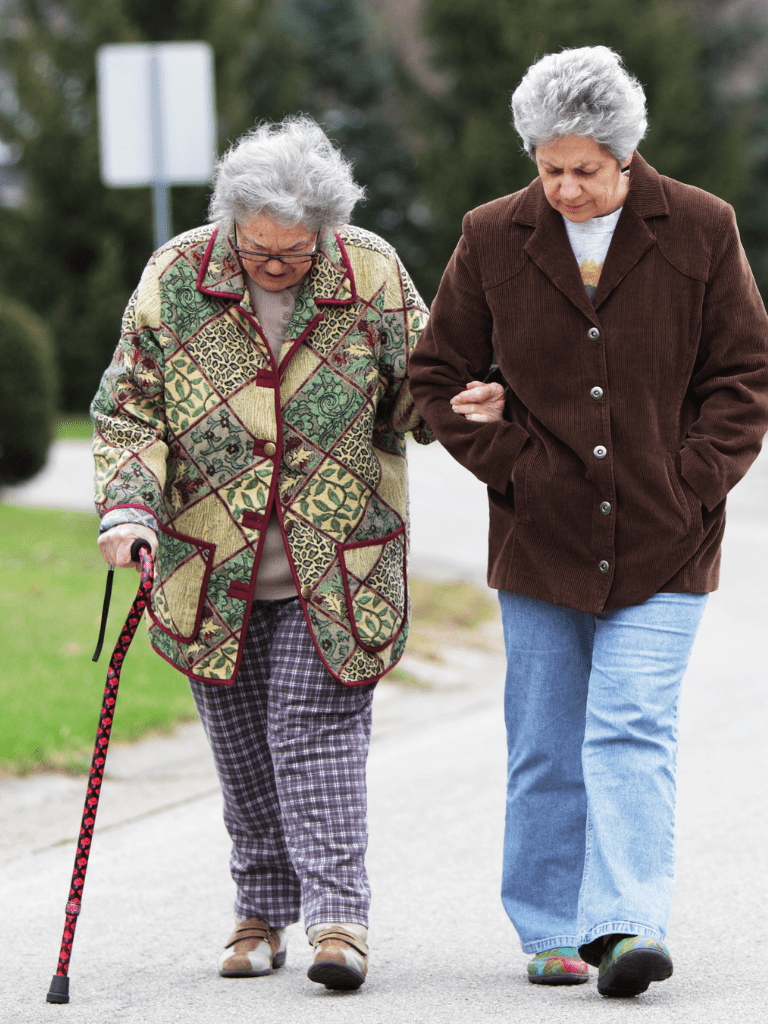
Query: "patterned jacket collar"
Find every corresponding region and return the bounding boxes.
[196,223,357,305]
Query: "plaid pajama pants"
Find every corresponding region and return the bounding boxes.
[189,597,375,930]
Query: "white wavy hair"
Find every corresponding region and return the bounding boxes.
[511,46,648,162]
[208,115,365,232]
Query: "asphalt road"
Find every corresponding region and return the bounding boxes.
[1,441,767,1022]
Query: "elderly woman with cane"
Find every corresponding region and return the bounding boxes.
[92,115,502,991]
[410,46,768,996]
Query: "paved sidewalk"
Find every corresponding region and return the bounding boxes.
[1,438,500,862]
[1,440,96,512]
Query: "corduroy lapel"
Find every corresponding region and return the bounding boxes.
[514,180,600,324]
[592,154,669,310]
[511,154,671,318]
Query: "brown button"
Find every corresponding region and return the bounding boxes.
[282,312,290,320]
[282,296,289,305]
[284,519,294,534]
[263,442,276,457]
[300,584,312,599]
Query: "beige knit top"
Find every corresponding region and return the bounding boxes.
[245,275,304,600]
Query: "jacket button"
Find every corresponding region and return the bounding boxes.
[300,584,312,599]
[588,327,600,341]
[590,386,604,400]
[600,501,612,515]
[284,519,294,534]
[263,442,276,457]
[599,560,610,573]
[593,445,607,459]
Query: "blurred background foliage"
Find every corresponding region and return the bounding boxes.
[1,0,767,417]
[0,294,57,483]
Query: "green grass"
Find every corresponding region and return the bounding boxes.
[0,504,195,774]
[55,415,93,441]
[0,503,499,774]
[409,577,496,631]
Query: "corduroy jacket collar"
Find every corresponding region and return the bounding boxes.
[511,152,669,227]
[510,152,670,316]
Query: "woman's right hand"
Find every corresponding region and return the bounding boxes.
[97,524,159,571]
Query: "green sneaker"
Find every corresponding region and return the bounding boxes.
[527,947,589,985]
[597,935,673,997]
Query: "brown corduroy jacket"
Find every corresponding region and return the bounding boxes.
[409,154,768,611]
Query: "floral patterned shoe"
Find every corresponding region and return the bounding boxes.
[597,935,673,997]
[528,947,589,985]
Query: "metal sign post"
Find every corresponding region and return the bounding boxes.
[148,47,171,249]
[96,42,216,249]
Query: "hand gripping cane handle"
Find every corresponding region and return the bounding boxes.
[47,542,154,1004]
[130,538,151,562]
[92,540,152,663]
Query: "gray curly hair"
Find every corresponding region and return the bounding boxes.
[208,115,365,232]
[511,46,648,163]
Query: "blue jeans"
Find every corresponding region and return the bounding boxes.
[498,590,707,962]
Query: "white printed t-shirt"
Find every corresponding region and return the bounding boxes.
[562,207,622,300]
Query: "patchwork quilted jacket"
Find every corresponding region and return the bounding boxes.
[92,223,432,685]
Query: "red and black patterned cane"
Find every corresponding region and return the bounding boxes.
[46,540,154,1004]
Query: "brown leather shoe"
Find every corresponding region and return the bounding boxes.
[307,926,368,990]
[218,917,288,977]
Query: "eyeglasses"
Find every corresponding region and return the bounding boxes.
[233,223,320,265]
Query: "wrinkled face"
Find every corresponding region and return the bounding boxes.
[235,215,318,292]
[535,135,633,222]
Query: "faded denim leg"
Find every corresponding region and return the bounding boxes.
[576,592,707,964]
[498,590,707,957]
[499,591,594,952]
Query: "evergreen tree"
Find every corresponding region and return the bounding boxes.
[0,294,58,483]
[0,0,426,410]
[697,1,768,300]
[414,0,754,300]
[0,0,269,410]
[740,80,768,298]
[237,0,427,276]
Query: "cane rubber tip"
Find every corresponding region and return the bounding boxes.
[46,974,70,1003]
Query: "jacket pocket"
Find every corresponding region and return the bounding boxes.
[487,436,535,517]
[508,437,537,519]
[148,523,216,642]
[338,526,407,653]
[668,452,701,532]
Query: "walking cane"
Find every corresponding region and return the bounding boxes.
[46,539,154,1004]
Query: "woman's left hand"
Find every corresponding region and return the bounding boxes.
[450,380,505,422]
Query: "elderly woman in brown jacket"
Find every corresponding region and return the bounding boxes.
[409,46,768,997]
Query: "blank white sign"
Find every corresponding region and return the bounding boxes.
[97,42,216,187]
